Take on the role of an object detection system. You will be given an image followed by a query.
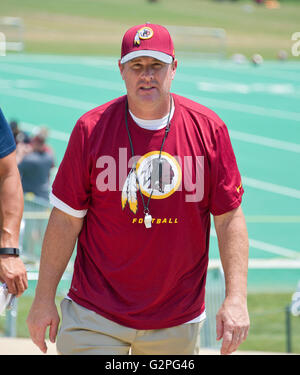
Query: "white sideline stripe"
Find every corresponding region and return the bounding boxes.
[27,271,72,281]
[182,93,300,122]
[242,176,300,199]
[247,258,300,269]
[0,55,118,66]
[0,63,123,92]
[229,130,300,153]
[249,239,300,259]
[208,258,300,269]
[245,215,300,223]
[210,229,300,259]
[3,88,98,110]
[177,74,300,97]
[0,62,300,121]
[205,62,300,82]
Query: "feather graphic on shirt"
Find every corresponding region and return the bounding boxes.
[141,159,153,190]
[121,168,138,214]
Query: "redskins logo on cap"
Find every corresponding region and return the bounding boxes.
[134,27,154,46]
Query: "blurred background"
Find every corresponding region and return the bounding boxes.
[0,0,300,354]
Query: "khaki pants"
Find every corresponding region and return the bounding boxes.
[56,299,203,355]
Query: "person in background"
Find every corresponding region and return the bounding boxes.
[9,120,32,164]
[18,133,54,202]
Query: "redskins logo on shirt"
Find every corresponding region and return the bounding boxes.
[121,151,182,214]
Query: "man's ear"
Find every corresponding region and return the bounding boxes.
[118,59,124,80]
[171,59,178,80]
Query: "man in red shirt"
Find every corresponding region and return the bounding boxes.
[27,23,249,355]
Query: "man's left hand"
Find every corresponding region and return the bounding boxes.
[216,295,250,355]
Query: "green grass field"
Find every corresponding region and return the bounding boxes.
[1,0,300,59]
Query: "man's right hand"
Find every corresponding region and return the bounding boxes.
[26,300,60,353]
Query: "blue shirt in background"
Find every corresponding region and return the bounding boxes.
[0,108,16,159]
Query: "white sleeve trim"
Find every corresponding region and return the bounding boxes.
[49,192,88,218]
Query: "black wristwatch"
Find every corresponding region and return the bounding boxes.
[0,248,20,256]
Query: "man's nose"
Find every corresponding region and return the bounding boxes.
[141,66,154,80]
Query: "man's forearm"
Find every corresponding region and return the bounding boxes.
[0,151,27,296]
[0,167,23,247]
[214,206,250,354]
[214,206,249,299]
[34,207,83,302]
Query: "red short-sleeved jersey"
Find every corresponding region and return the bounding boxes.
[51,93,244,329]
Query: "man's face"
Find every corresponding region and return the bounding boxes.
[119,56,177,109]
